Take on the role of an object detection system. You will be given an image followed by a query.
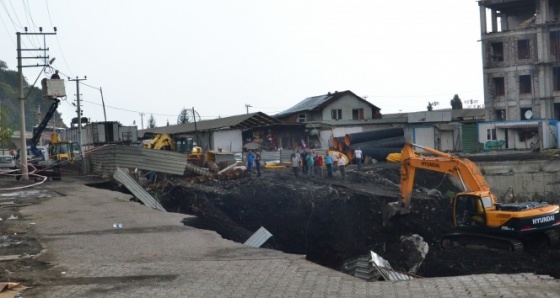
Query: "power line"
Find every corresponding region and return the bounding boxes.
[23,0,43,47]
[44,0,73,76]
[7,0,24,29]
[0,9,15,47]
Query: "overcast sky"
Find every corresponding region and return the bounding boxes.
[1,1,484,128]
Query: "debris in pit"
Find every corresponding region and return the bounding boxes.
[370,251,417,281]
[399,234,429,274]
[113,167,166,212]
[341,251,417,281]
[341,254,381,281]
[0,235,22,247]
[243,226,273,248]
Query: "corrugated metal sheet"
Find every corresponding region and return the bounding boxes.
[113,167,166,212]
[370,251,415,281]
[89,145,190,177]
[243,226,272,248]
[341,255,381,281]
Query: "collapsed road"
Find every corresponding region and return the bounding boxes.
[154,163,560,279]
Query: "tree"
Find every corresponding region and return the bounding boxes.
[0,107,13,153]
[427,102,433,111]
[147,114,156,128]
[177,108,190,124]
[450,94,463,110]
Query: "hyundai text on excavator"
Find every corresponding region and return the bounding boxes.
[384,142,560,252]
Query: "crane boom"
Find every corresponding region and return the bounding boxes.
[29,99,60,160]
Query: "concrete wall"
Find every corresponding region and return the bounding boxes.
[411,126,435,148]
[211,130,242,152]
[477,158,560,203]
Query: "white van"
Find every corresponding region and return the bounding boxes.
[27,146,49,161]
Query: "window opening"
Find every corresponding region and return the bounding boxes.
[493,77,505,96]
[517,39,530,60]
[519,75,532,94]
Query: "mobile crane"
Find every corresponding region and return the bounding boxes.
[384,143,560,252]
[16,78,74,180]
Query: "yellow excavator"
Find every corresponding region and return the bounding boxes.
[384,142,560,252]
[144,133,175,151]
[143,133,203,161]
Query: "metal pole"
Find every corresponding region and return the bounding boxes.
[100,87,107,122]
[17,32,29,181]
[77,79,83,174]
[69,76,87,174]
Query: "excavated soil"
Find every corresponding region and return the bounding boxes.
[159,163,560,278]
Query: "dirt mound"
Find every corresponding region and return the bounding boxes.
[160,165,560,278]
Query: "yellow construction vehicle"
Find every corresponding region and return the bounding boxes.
[144,133,175,151]
[384,142,560,252]
[49,133,79,162]
[143,133,203,162]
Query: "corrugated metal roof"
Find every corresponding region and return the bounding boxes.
[341,255,381,281]
[370,251,415,281]
[243,226,272,248]
[139,112,282,137]
[89,145,190,177]
[113,167,166,212]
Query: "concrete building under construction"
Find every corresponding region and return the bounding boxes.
[479,0,560,121]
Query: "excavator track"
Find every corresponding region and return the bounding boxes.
[440,232,524,253]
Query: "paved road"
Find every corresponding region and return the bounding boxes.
[12,177,560,297]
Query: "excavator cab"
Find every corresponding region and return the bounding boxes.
[454,194,487,227]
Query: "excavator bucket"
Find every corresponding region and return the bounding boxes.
[382,202,410,226]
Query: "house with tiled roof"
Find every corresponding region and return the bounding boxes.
[275,90,381,123]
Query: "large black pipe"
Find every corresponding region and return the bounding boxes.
[344,128,404,146]
[348,136,406,150]
[360,147,402,162]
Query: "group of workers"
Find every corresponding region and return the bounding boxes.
[290,149,350,179]
[245,147,364,180]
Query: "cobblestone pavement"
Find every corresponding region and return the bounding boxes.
[13,178,560,297]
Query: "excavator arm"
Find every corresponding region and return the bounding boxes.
[144,134,175,151]
[384,143,493,225]
[398,143,491,210]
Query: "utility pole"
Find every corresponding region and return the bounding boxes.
[245,104,252,114]
[139,113,145,129]
[99,87,107,122]
[69,76,87,174]
[17,27,56,181]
